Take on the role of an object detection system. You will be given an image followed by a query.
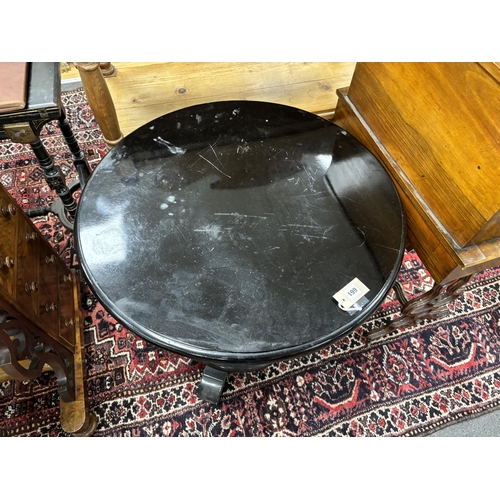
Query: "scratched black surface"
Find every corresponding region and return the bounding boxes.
[75,101,405,369]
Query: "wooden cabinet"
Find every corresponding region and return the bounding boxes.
[0,183,95,435]
[333,62,500,286]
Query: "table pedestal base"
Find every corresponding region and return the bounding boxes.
[198,366,228,404]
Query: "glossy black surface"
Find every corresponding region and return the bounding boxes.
[27,62,60,111]
[75,101,405,371]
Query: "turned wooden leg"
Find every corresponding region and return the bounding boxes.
[60,270,97,436]
[75,62,123,148]
[366,274,475,343]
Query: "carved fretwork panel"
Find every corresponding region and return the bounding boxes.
[366,274,474,342]
[0,306,75,402]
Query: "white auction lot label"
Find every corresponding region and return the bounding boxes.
[333,277,370,310]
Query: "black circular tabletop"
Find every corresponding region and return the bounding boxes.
[75,100,405,371]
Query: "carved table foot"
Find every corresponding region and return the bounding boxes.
[198,366,228,404]
[60,404,98,436]
[366,274,474,343]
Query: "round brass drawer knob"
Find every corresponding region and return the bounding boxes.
[1,204,17,217]
[0,256,14,270]
[45,255,56,265]
[25,281,39,293]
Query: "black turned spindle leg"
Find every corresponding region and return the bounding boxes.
[57,106,92,188]
[30,138,78,219]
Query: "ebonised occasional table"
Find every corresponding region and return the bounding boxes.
[75,101,405,403]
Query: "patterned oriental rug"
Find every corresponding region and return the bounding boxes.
[1,88,500,437]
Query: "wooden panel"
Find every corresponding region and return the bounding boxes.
[0,184,76,346]
[334,91,460,283]
[334,87,500,284]
[37,238,59,334]
[0,188,17,297]
[15,217,39,316]
[57,263,75,348]
[101,62,356,137]
[346,62,500,248]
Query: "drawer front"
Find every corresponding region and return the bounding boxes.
[38,238,59,334]
[16,217,40,317]
[57,264,75,348]
[0,189,17,297]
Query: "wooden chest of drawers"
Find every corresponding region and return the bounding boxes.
[0,183,95,435]
[334,62,500,286]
